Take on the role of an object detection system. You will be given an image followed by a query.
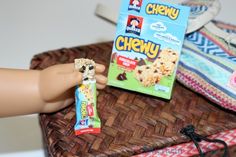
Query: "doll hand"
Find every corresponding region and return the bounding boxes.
[39,63,107,113]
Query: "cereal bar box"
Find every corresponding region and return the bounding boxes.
[108,0,190,99]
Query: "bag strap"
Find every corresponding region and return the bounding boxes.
[95,4,118,24]
[204,22,236,46]
[180,125,229,157]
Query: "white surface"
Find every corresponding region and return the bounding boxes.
[0,0,236,157]
[0,115,44,157]
[0,0,120,69]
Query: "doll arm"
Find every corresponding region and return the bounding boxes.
[0,63,107,117]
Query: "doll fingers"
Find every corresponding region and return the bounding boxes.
[96,83,106,89]
[58,63,105,74]
[62,71,83,89]
[58,63,106,87]
[49,72,78,100]
[60,63,105,73]
[95,63,106,73]
[95,74,107,85]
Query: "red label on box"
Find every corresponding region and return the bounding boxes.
[117,56,137,70]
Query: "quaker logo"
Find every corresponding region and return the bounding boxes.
[79,119,88,125]
[125,15,143,36]
[128,0,143,12]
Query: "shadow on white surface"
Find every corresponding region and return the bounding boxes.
[0,115,44,155]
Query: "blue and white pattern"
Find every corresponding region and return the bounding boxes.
[186,31,236,62]
[189,5,208,17]
[221,28,236,34]
[177,22,236,111]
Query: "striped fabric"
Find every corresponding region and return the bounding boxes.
[135,129,236,157]
[177,22,236,111]
[186,29,236,60]
[214,20,236,34]
[188,3,208,17]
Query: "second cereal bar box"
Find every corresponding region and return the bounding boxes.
[108,0,190,99]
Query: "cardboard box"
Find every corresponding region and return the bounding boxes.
[108,0,190,99]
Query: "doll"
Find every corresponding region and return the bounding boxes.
[0,63,107,117]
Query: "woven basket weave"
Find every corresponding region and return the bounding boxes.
[30,42,236,157]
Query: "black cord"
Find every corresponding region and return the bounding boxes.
[197,133,229,157]
[180,125,229,157]
[189,133,204,157]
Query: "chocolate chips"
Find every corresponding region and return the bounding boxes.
[137,58,146,66]
[117,72,127,81]
[80,65,86,73]
[138,70,142,74]
[89,65,94,70]
[83,77,89,81]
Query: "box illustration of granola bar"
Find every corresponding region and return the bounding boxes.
[108,0,190,99]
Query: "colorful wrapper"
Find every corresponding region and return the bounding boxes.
[74,80,101,135]
[74,58,101,135]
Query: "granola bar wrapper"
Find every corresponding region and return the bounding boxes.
[74,59,101,135]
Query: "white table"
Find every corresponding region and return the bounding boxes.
[0,0,235,157]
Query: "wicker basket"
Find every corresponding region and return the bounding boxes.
[30,42,236,157]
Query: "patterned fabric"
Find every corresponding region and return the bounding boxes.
[135,129,236,157]
[182,0,219,16]
[177,22,236,111]
[181,0,220,34]
[188,3,208,18]
[214,20,236,34]
[186,29,236,61]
